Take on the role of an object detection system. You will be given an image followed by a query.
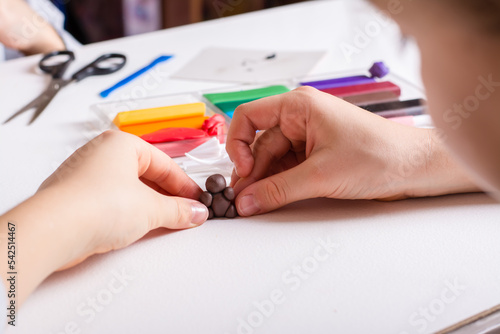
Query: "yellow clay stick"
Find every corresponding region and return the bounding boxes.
[113,102,206,128]
[119,116,209,137]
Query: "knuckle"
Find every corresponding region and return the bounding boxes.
[282,87,318,124]
[95,129,124,146]
[295,85,318,96]
[100,129,119,140]
[234,102,250,116]
[262,176,289,207]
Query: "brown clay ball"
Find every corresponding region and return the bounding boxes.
[223,187,235,201]
[199,191,212,207]
[205,174,226,193]
[225,204,237,218]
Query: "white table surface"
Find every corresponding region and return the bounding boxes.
[1,1,499,333]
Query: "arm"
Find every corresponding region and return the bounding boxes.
[370,0,500,199]
[226,87,479,216]
[0,131,208,307]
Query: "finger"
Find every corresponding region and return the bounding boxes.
[139,176,172,196]
[229,131,262,187]
[251,127,291,179]
[232,126,291,195]
[77,131,202,200]
[235,157,324,216]
[230,167,240,188]
[233,149,304,195]
[227,94,286,178]
[134,137,202,200]
[227,88,313,179]
[147,188,208,229]
[268,150,304,175]
[230,130,265,187]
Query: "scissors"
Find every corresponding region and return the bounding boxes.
[4,50,127,125]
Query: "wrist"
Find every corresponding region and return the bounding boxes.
[417,129,481,196]
[380,128,480,200]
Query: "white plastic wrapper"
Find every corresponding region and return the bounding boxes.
[181,138,234,177]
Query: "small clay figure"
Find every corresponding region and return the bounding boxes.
[199,174,238,219]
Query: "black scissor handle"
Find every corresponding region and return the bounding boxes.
[39,50,75,79]
[72,53,127,82]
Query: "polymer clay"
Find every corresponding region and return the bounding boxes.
[199,174,238,219]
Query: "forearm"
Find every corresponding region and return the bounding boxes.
[0,187,91,307]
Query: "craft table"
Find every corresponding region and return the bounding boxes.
[1,1,499,333]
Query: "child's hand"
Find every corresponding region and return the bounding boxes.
[227,87,478,216]
[1,131,208,305]
[38,130,208,268]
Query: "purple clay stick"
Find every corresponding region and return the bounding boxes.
[301,75,375,90]
[301,61,390,90]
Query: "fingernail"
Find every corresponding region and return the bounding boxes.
[238,194,259,216]
[234,165,240,177]
[190,202,208,227]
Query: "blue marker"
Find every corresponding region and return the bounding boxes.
[99,55,173,98]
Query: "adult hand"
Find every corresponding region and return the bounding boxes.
[1,131,208,305]
[227,86,478,216]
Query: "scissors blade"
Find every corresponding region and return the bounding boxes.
[3,78,70,125]
[3,98,40,124]
[28,78,71,124]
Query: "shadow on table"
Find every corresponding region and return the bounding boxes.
[248,192,498,224]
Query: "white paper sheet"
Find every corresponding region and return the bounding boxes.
[172,47,326,84]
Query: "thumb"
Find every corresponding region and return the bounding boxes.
[150,192,209,229]
[235,159,323,216]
